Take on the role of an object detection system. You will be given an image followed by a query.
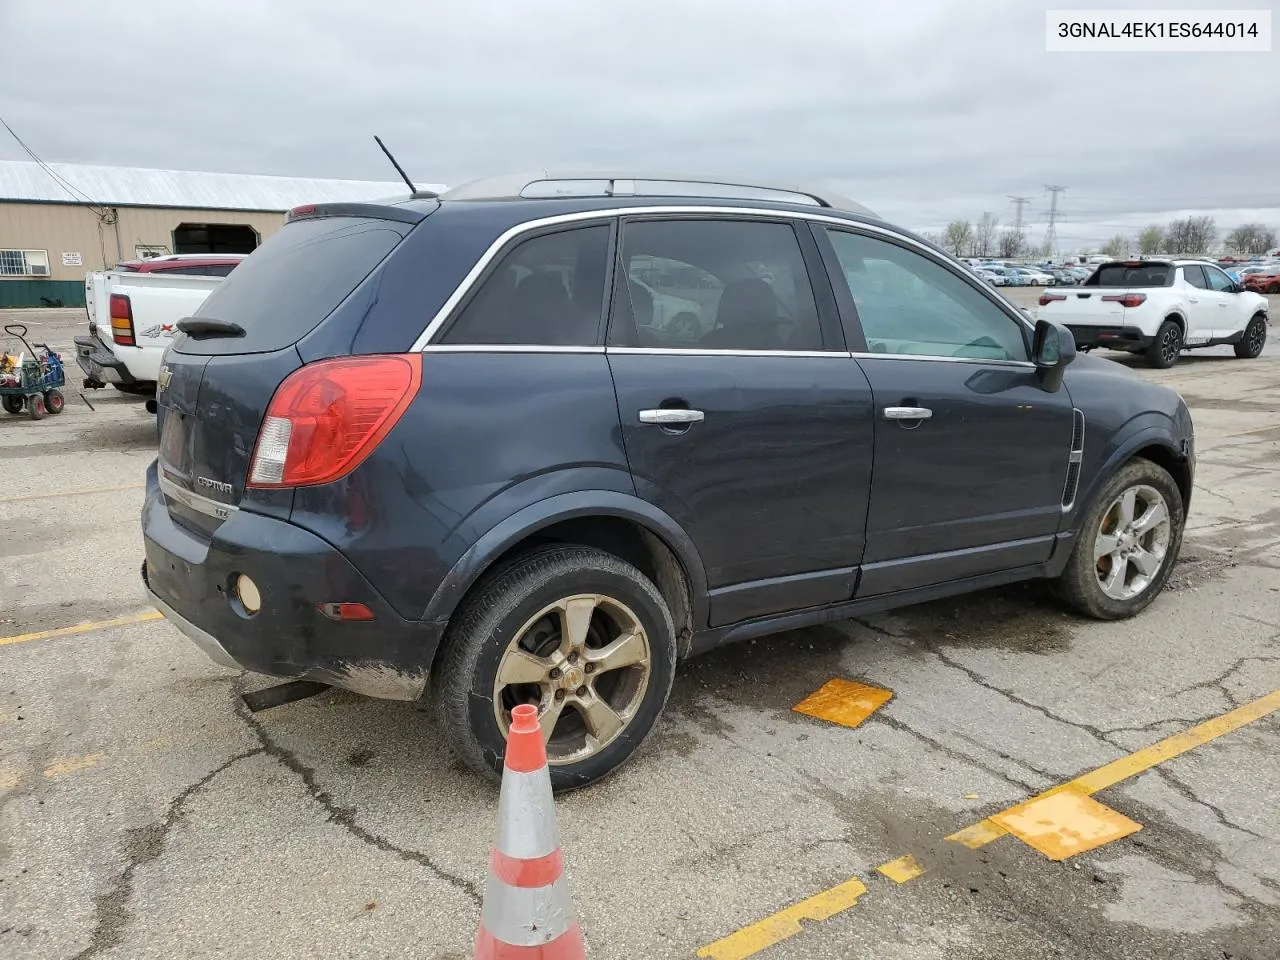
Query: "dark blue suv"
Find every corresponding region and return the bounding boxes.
[142,173,1195,789]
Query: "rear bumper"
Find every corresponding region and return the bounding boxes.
[1065,325,1154,350]
[141,463,445,700]
[75,334,136,385]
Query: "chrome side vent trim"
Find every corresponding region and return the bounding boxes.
[1061,408,1085,509]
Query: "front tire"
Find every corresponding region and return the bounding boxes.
[44,389,65,414]
[1144,319,1182,369]
[26,394,46,420]
[432,544,677,792]
[1234,314,1267,359]
[1052,458,1184,620]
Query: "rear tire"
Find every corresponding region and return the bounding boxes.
[2,395,22,415]
[27,394,46,420]
[1234,314,1267,359]
[44,389,65,414]
[1144,319,1182,369]
[432,544,677,792]
[1051,458,1184,620]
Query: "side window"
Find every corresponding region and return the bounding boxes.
[1182,265,1208,289]
[205,264,238,277]
[823,229,1028,362]
[610,219,823,351]
[441,225,610,346]
[1204,266,1235,292]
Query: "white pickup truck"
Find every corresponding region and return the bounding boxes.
[77,262,237,393]
[1037,258,1269,368]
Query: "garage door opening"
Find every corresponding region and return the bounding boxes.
[173,223,259,255]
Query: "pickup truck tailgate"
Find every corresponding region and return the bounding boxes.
[1037,289,1126,326]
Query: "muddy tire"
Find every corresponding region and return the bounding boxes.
[2,395,22,415]
[432,544,677,792]
[1051,458,1184,620]
[26,393,46,420]
[1234,314,1267,359]
[1144,319,1182,369]
[44,389,64,414]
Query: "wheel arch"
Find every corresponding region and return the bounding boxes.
[421,492,707,660]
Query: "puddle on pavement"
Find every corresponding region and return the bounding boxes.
[888,582,1074,655]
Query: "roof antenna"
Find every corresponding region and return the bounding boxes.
[374,135,417,194]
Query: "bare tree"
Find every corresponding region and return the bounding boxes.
[1137,225,1165,256]
[920,230,945,249]
[1100,234,1129,258]
[1223,223,1277,256]
[998,228,1025,259]
[973,212,999,258]
[1164,216,1216,255]
[943,219,974,258]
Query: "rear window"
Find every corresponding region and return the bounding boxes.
[1085,263,1172,287]
[179,216,411,354]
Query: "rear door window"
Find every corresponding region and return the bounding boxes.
[180,216,411,354]
[1182,265,1208,289]
[609,219,824,351]
[440,225,611,346]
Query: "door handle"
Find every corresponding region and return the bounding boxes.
[639,408,705,425]
[883,406,933,421]
[1187,297,1199,303]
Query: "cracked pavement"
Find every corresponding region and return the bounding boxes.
[2,302,1278,959]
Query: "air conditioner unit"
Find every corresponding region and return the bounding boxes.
[29,264,49,276]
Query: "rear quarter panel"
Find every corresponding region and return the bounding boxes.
[286,351,635,621]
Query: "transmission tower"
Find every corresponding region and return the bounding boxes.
[1008,195,1031,232]
[1043,185,1066,255]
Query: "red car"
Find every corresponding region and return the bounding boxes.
[115,254,246,277]
[1242,266,1280,294]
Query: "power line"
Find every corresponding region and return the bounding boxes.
[1008,195,1032,232]
[0,114,110,216]
[1043,185,1067,254]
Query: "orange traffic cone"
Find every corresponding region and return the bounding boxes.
[474,703,586,959]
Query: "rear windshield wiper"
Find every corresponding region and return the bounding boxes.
[176,317,245,338]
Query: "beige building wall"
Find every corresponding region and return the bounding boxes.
[0,202,285,280]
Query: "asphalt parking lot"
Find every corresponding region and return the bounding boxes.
[2,297,1278,960]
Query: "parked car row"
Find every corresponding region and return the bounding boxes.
[969,261,1091,288]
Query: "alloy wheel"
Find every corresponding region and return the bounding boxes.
[1160,325,1181,366]
[1094,484,1172,601]
[1246,317,1267,355]
[493,594,652,765]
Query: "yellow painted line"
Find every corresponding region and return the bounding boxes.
[0,482,145,503]
[991,789,1142,861]
[43,753,106,779]
[947,687,1280,848]
[695,879,868,960]
[699,688,1280,958]
[0,610,163,646]
[1223,423,1280,439]
[876,854,926,884]
[793,678,893,729]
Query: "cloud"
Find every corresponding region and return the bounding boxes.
[0,0,1275,248]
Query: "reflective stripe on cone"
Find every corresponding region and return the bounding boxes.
[474,703,585,960]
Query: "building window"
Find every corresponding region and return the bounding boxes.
[0,249,51,277]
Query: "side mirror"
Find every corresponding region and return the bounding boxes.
[1032,318,1076,392]
[1232,282,1245,294]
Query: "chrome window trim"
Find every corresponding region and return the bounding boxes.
[609,347,851,359]
[851,352,1036,368]
[409,205,1035,351]
[421,344,606,354]
[160,474,238,521]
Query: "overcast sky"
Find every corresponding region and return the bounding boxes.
[1,0,1276,250]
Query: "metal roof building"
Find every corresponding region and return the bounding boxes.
[0,160,445,307]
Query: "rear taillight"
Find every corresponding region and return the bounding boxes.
[110,294,135,346]
[1039,293,1067,306]
[1102,293,1147,308]
[247,354,422,488]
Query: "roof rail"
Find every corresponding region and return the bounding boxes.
[438,171,877,218]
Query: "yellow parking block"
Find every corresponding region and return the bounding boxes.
[992,789,1141,861]
[877,854,926,883]
[793,678,893,729]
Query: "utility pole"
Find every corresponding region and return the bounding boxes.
[1008,195,1031,233]
[1043,185,1066,256]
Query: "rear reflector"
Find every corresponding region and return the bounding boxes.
[247,354,422,488]
[1101,293,1147,308]
[110,293,135,346]
[1039,293,1067,306]
[318,602,376,621]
